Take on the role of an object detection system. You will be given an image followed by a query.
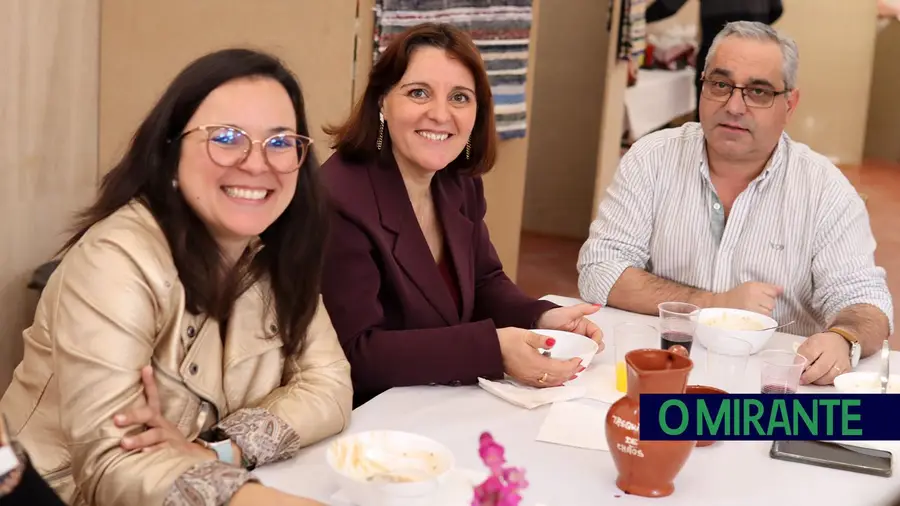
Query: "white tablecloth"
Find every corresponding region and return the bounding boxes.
[253,295,900,506]
[625,69,697,140]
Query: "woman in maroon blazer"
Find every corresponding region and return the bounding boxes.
[320,23,604,406]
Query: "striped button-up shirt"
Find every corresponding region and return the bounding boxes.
[577,123,894,337]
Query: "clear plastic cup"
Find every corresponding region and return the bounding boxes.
[614,322,658,393]
[759,350,808,394]
[658,302,700,354]
[705,335,752,392]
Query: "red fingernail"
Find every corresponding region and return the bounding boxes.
[577,366,585,373]
[593,304,602,307]
[569,375,578,381]
[545,338,556,347]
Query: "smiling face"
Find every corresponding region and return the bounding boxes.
[699,36,799,163]
[381,46,477,175]
[176,76,299,252]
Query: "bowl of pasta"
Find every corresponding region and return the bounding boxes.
[695,308,777,355]
[326,430,455,506]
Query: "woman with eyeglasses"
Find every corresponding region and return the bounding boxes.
[0,49,350,506]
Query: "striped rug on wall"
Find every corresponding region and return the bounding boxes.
[374,0,534,140]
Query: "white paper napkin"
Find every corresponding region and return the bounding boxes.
[535,400,611,451]
[477,377,586,409]
[566,364,626,404]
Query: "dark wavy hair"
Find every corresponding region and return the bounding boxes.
[325,22,497,176]
[60,48,326,356]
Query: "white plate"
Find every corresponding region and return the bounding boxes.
[330,468,489,506]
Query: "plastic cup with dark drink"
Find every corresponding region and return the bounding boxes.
[759,349,808,394]
[658,302,700,354]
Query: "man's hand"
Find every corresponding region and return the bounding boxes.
[712,282,783,316]
[797,332,852,386]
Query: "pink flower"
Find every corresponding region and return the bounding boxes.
[478,433,506,474]
[502,467,528,490]
[472,432,528,506]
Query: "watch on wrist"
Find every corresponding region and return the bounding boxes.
[197,429,235,465]
[828,327,861,368]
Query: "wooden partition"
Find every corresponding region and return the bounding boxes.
[521,0,613,240]
[865,22,900,161]
[520,0,628,237]
[0,0,100,393]
[774,1,878,165]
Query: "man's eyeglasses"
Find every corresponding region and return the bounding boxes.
[700,79,790,109]
[176,124,313,174]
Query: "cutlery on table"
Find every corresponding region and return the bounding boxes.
[761,320,796,332]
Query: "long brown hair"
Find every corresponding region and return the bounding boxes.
[60,48,326,356]
[325,22,498,176]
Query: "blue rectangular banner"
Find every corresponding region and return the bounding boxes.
[639,394,900,441]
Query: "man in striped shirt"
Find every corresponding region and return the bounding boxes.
[577,21,893,386]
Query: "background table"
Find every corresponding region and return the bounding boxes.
[253,295,900,505]
[624,69,696,140]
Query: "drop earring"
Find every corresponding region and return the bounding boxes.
[465,138,471,160]
[376,112,384,151]
[171,179,178,189]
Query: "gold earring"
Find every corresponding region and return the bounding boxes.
[465,138,471,160]
[377,112,384,151]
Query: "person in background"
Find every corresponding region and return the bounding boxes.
[645,0,784,120]
[319,22,604,407]
[0,48,351,506]
[577,21,893,386]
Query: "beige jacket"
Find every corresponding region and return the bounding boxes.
[0,201,353,506]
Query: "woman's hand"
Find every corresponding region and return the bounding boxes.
[497,328,583,388]
[113,365,211,459]
[535,303,605,350]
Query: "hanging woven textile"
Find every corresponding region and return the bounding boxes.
[616,0,648,65]
[374,0,534,140]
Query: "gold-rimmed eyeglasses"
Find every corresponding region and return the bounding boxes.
[700,79,790,109]
[176,124,313,174]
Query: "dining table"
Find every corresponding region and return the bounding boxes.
[253,295,900,506]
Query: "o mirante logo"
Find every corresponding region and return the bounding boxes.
[639,394,900,441]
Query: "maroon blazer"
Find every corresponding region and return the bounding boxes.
[319,153,558,406]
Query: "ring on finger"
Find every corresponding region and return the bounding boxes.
[538,372,548,384]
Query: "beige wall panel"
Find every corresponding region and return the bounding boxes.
[99,0,360,171]
[774,1,877,165]
[865,22,900,161]
[521,0,611,240]
[0,0,100,393]
[594,0,629,215]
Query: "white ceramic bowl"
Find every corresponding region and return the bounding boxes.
[695,308,777,355]
[834,371,900,393]
[532,329,600,367]
[326,430,455,506]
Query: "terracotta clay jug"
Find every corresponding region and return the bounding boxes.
[605,345,695,498]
